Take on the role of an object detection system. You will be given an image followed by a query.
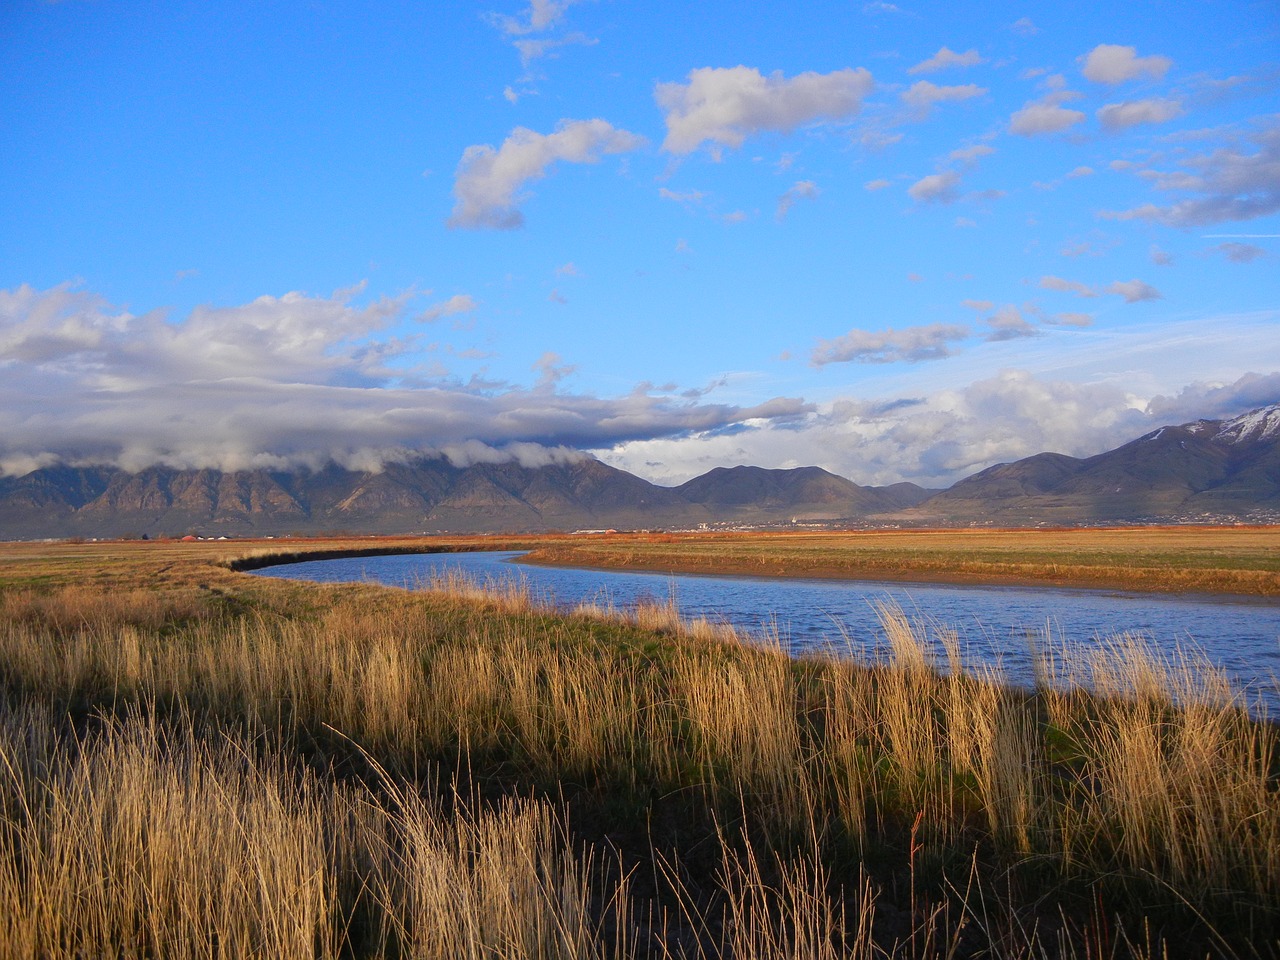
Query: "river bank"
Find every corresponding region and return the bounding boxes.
[520,526,1280,599]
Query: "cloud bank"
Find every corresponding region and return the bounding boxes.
[0,283,810,476]
[599,370,1280,489]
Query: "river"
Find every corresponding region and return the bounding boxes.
[251,550,1280,712]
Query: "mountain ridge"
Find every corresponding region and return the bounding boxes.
[901,403,1280,525]
[1,403,1278,539]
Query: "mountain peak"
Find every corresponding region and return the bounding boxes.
[1210,403,1280,446]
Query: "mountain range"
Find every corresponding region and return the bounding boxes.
[1,404,1277,539]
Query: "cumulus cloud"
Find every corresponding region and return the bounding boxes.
[1097,97,1183,130]
[907,170,961,203]
[811,323,970,366]
[1108,279,1163,302]
[908,46,984,74]
[449,119,645,229]
[1146,371,1280,423]
[1009,94,1086,135]
[598,369,1162,488]
[1100,119,1280,226]
[655,65,874,154]
[864,178,892,191]
[1080,44,1172,84]
[901,81,986,117]
[1039,275,1097,297]
[776,180,820,220]
[0,283,814,476]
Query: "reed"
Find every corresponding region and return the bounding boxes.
[0,552,1277,957]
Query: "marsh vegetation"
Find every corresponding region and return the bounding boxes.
[0,536,1277,958]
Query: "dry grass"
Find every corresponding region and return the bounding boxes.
[525,525,1280,597]
[0,539,1277,957]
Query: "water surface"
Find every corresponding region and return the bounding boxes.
[253,550,1280,710]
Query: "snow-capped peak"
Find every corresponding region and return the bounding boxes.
[1212,403,1280,445]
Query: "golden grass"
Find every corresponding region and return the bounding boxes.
[0,538,1277,956]
[524,525,1280,597]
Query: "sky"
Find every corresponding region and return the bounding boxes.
[2,0,1278,489]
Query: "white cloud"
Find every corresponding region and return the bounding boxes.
[1146,371,1280,423]
[1108,279,1163,302]
[1039,275,1097,297]
[488,0,579,36]
[1010,17,1039,37]
[598,370,1160,488]
[949,144,995,165]
[864,178,892,191]
[776,180,820,220]
[1097,97,1184,130]
[0,283,815,476]
[449,119,645,229]
[1009,95,1086,135]
[907,46,984,74]
[1080,44,1173,84]
[1101,119,1280,226]
[811,322,970,366]
[907,170,961,203]
[901,81,986,117]
[984,305,1039,341]
[418,294,478,323]
[1066,165,1094,179]
[513,32,596,66]
[655,66,874,154]
[658,187,706,205]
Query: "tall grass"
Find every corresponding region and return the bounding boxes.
[0,571,1277,956]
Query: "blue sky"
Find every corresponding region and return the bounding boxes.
[2,0,1278,487]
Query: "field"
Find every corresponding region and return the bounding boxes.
[524,526,1280,597]
[0,531,1278,958]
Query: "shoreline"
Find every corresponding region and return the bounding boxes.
[211,531,1280,602]
[516,549,1280,603]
